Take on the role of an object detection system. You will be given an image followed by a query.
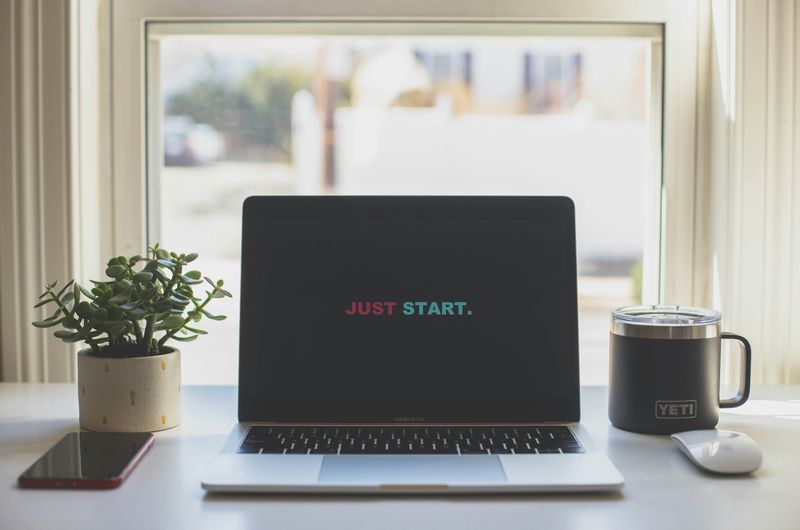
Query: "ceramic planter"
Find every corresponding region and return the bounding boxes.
[77,347,181,432]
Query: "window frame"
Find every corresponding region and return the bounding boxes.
[107,0,706,307]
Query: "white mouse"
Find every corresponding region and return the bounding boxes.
[671,430,762,474]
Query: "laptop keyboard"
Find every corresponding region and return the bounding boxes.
[237,425,584,455]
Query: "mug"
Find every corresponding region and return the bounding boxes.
[608,305,751,434]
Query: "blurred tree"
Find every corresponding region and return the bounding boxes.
[240,65,310,159]
[166,57,311,161]
[630,257,643,304]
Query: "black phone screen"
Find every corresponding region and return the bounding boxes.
[19,432,153,483]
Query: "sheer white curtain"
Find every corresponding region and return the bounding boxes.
[707,0,800,384]
[0,0,75,382]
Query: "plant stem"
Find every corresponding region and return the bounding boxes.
[143,315,156,353]
[123,263,150,347]
[131,320,143,344]
[153,258,183,350]
[162,262,181,302]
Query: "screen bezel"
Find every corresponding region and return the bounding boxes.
[238,196,580,423]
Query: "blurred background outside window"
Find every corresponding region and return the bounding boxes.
[153,35,653,384]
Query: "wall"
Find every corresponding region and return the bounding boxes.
[333,107,649,261]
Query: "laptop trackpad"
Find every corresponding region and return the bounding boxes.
[319,455,506,485]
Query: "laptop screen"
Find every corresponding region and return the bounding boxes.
[238,197,579,423]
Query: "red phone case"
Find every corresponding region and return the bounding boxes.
[18,435,154,489]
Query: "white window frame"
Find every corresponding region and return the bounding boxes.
[107,0,707,307]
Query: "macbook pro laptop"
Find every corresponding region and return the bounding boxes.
[202,196,624,493]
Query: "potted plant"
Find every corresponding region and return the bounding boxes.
[32,244,232,432]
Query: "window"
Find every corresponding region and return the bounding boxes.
[145,23,663,384]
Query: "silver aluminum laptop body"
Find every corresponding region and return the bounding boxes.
[202,197,624,494]
[202,422,622,493]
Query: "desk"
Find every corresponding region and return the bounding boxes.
[1,384,799,530]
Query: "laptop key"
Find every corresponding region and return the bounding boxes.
[240,426,582,456]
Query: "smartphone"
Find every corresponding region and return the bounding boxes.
[18,432,154,489]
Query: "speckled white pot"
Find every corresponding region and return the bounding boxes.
[77,348,181,432]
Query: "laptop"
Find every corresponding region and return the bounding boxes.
[201,196,624,493]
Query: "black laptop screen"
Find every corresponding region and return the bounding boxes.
[238,197,580,423]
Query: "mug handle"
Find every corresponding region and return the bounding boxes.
[719,332,752,408]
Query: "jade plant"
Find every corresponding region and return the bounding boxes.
[32,244,232,357]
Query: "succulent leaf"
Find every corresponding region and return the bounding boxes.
[200,309,226,321]
[32,316,64,328]
[105,265,126,278]
[33,298,56,308]
[171,334,198,342]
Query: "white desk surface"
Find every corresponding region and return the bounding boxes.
[1,384,799,530]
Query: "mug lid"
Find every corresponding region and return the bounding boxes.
[612,305,721,326]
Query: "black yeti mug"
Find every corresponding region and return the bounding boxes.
[609,305,751,434]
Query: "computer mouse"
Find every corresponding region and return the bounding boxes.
[671,430,762,474]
